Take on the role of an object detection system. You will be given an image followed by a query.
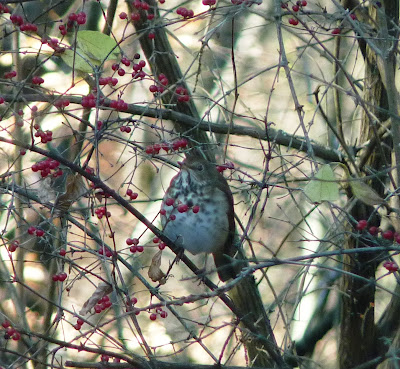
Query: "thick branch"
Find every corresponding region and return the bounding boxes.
[1,93,342,163]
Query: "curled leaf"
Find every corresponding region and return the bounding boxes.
[148,250,166,284]
[349,180,384,206]
[304,164,339,203]
[54,174,86,218]
[80,282,112,315]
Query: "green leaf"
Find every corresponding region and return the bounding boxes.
[61,48,99,73]
[304,164,339,203]
[77,30,119,62]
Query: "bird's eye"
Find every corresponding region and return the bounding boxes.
[196,164,204,172]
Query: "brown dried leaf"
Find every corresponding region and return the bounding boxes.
[79,282,112,315]
[148,250,166,284]
[54,174,86,217]
[349,181,384,206]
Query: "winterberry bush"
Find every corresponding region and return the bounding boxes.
[0,0,400,368]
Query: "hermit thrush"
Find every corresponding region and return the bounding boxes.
[160,155,236,281]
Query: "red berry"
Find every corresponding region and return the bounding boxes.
[2,320,11,328]
[165,198,175,206]
[145,145,155,154]
[350,13,357,20]
[130,245,138,253]
[356,219,368,231]
[149,313,157,321]
[12,332,21,341]
[35,229,44,237]
[94,305,102,313]
[292,5,299,11]
[301,0,307,5]
[160,310,168,318]
[148,32,155,39]
[28,226,36,235]
[52,274,60,282]
[368,226,380,236]
[149,85,158,93]
[8,242,19,252]
[119,12,127,19]
[59,272,67,281]
[331,28,341,35]
[383,230,394,240]
[383,261,399,273]
[192,205,200,213]
[288,18,299,26]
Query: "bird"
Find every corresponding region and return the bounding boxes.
[160,154,237,281]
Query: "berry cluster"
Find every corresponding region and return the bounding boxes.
[4,70,16,79]
[10,14,37,32]
[98,247,114,258]
[149,73,169,94]
[149,307,168,320]
[32,76,44,85]
[216,161,235,173]
[73,318,85,330]
[81,93,97,108]
[126,188,138,200]
[8,240,19,252]
[42,38,65,53]
[356,220,400,272]
[355,219,400,242]
[31,157,62,178]
[94,295,112,313]
[126,237,144,253]
[28,226,45,237]
[109,98,129,111]
[33,123,54,144]
[281,0,307,10]
[383,261,399,273]
[152,237,167,251]
[52,272,68,282]
[145,138,188,155]
[54,98,70,109]
[59,12,87,35]
[162,198,200,217]
[111,55,146,80]
[95,206,111,219]
[176,7,194,18]
[0,3,10,13]
[120,125,132,133]
[130,1,154,22]
[2,320,21,341]
[175,86,190,102]
[99,76,119,86]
